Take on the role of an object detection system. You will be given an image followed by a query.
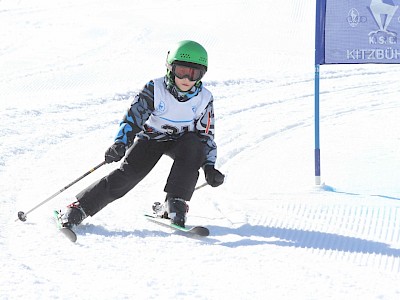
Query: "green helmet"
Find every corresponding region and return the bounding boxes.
[167,40,208,70]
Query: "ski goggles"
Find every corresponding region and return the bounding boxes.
[170,63,205,81]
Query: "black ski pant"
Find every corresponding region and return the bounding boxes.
[76,132,205,217]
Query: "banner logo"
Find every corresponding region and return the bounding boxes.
[368,0,398,45]
[369,0,398,34]
[347,8,367,27]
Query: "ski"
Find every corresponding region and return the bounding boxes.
[53,210,77,242]
[145,214,209,237]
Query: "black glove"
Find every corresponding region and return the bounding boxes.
[105,143,126,163]
[204,165,225,187]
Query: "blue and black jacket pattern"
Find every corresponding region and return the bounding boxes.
[114,77,217,167]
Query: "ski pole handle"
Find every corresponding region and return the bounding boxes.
[16,161,106,222]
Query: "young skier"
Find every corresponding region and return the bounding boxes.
[58,40,224,228]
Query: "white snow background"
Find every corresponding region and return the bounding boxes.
[1,0,400,299]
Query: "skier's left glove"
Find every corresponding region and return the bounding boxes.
[204,165,225,187]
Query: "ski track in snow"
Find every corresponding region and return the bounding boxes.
[2,69,400,299]
[3,69,400,298]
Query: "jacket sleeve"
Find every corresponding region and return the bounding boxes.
[114,81,155,146]
[195,97,218,167]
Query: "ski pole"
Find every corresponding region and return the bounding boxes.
[195,170,227,191]
[16,161,106,222]
[194,182,208,190]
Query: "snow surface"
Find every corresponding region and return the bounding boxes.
[1,0,400,299]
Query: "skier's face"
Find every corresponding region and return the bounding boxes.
[174,77,196,92]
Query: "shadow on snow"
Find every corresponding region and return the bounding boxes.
[73,222,400,258]
[76,224,171,238]
[208,224,400,257]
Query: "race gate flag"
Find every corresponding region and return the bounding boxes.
[316,0,400,64]
[314,0,400,185]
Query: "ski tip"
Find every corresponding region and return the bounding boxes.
[60,227,77,243]
[190,226,210,237]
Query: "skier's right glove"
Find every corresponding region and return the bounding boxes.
[204,165,225,187]
[105,142,126,163]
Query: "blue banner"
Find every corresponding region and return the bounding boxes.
[316,0,400,64]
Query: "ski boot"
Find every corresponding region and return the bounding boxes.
[152,197,188,227]
[57,201,87,228]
